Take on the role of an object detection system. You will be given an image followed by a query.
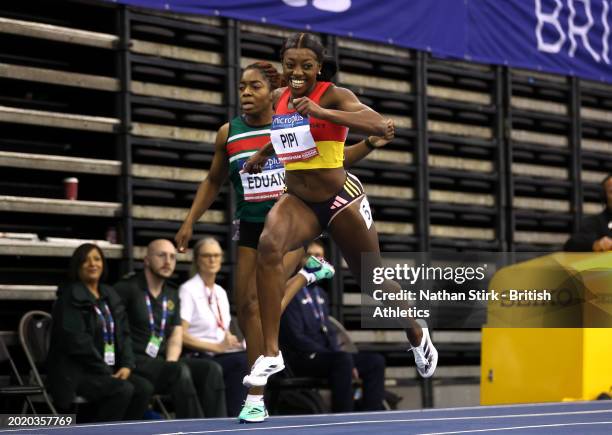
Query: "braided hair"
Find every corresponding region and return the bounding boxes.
[243,61,282,90]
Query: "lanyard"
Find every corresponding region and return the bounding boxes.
[206,286,225,331]
[93,302,114,345]
[144,293,168,339]
[302,287,326,324]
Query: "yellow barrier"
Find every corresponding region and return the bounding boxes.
[481,252,612,404]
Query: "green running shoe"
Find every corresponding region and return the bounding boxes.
[238,401,268,423]
[303,256,335,284]
[304,255,323,271]
[313,259,335,281]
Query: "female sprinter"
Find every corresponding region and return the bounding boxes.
[241,33,437,389]
[175,61,391,422]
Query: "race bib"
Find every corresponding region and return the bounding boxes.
[145,335,162,358]
[240,156,286,202]
[104,343,115,366]
[359,196,373,230]
[270,113,319,163]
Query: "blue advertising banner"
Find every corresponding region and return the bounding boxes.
[112,0,612,83]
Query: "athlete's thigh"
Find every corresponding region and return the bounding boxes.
[328,197,381,279]
[259,193,321,253]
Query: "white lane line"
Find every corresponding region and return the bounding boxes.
[417,420,612,434]
[154,410,612,435]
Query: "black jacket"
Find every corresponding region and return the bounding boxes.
[564,208,612,251]
[47,281,135,409]
[114,272,181,359]
[280,286,339,357]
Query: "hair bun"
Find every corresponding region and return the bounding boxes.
[320,55,338,81]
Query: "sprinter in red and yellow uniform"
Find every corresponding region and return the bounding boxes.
[175,61,390,423]
[242,33,438,388]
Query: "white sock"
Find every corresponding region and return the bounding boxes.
[298,269,316,285]
[246,394,264,404]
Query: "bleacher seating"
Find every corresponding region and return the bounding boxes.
[0,2,125,337]
[508,69,575,251]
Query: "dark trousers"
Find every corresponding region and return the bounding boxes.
[191,351,248,417]
[134,355,205,418]
[180,356,227,417]
[75,373,153,422]
[353,352,386,411]
[288,351,385,413]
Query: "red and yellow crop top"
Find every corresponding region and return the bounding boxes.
[275,81,348,171]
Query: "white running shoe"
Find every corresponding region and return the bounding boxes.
[242,352,285,387]
[408,327,438,378]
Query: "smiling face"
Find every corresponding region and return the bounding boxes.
[239,68,273,116]
[78,247,104,285]
[282,47,321,98]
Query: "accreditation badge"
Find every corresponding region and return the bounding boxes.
[270,113,318,163]
[145,335,162,358]
[104,343,115,366]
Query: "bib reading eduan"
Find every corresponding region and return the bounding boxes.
[270,113,319,163]
[239,156,285,202]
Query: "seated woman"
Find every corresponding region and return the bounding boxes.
[179,237,247,417]
[47,243,153,422]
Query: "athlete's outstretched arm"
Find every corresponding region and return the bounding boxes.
[293,86,387,135]
[241,141,275,174]
[175,123,230,252]
[344,119,395,168]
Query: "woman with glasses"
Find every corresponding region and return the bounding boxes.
[179,237,247,417]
